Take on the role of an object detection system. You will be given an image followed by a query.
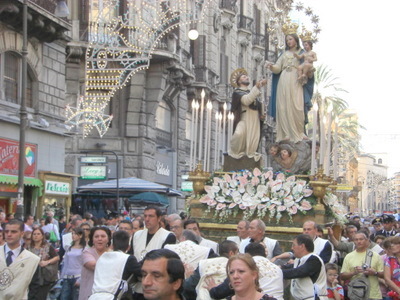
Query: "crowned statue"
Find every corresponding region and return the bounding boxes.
[263,18,317,174]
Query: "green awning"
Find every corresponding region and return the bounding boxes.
[0,175,43,187]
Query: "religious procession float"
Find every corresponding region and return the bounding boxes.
[185,11,348,251]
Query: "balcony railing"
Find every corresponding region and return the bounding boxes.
[29,0,57,14]
[237,15,253,31]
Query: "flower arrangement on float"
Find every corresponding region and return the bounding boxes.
[197,167,347,224]
[323,192,348,225]
[198,168,315,223]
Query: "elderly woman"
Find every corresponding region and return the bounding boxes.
[27,227,60,299]
[226,253,277,300]
[78,226,111,300]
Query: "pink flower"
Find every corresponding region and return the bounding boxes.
[216,203,226,210]
[301,200,312,210]
[199,195,212,203]
[229,202,237,209]
[253,168,262,177]
[224,173,232,183]
[303,189,313,197]
[207,199,217,206]
[276,173,285,181]
[238,176,248,186]
[288,205,298,215]
[278,205,286,212]
[264,171,273,180]
[251,176,260,186]
[287,175,296,182]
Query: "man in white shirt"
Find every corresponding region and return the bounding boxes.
[184,219,218,254]
[239,219,282,260]
[282,234,328,300]
[132,206,176,299]
[0,219,40,300]
[303,220,333,264]
[227,220,250,247]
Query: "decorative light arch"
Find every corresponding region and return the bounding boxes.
[66,0,211,137]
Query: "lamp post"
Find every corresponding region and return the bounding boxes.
[357,176,365,217]
[16,0,29,220]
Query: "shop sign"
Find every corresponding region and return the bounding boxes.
[0,138,37,177]
[45,180,70,195]
[181,181,193,192]
[80,156,107,164]
[155,152,173,185]
[156,161,170,176]
[80,165,107,180]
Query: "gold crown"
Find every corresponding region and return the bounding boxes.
[282,17,299,35]
[299,26,313,42]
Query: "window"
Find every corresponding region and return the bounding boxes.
[0,51,33,107]
[155,99,171,132]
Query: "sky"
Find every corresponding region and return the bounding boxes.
[291,0,400,176]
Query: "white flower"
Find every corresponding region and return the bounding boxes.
[216,196,226,203]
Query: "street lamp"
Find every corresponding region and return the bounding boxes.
[16,0,29,220]
[357,176,365,217]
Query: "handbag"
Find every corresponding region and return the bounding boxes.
[49,224,58,243]
[41,262,59,284]
[347,250,373,300]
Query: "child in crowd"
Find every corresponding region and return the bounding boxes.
[326,263,344,300]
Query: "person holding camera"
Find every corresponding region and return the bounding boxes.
[341,232,384,300]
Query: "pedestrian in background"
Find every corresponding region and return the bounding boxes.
[60,227,86,300]
[27,227,60,299]
[78,226,111,300]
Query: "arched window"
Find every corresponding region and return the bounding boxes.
[378,158,383,164]
[1,51,33,107]
[155,99,171,132]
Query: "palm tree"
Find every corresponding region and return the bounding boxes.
[307,65,363,169]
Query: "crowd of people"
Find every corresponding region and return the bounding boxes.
[1,207,400,300]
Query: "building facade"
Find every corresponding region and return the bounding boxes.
[0,0,77,218]
[63,0,291,212]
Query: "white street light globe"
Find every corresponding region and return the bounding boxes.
[188,29,199,40]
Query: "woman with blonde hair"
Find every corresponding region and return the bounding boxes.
[226,253,276,300]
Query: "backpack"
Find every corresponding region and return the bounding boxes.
[347,250,373,300]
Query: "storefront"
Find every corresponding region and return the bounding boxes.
[0,138,42,215]
[38,171,78,221]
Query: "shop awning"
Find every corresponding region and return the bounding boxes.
[129,192,169,206]
[77,177,182,196]
[0,175,43,187]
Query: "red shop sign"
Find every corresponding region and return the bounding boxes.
[0,138,37,177]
